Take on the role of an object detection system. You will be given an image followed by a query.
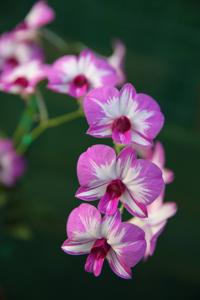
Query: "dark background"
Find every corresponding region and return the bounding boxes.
[0,0,200,299]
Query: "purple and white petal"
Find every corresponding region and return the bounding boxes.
[84,86,119,125]
[66,204,101,241]
[77,145,117,187]
[87,122,112,138]
[163,168,174,184]
[0,60,46,95]
[81,49,118,88]
[130,196,177,258]
[47,55,78,94]
[111,223,146,267]
[107,250,132,279]
[98,193,120,215]
[131,131,153,147]
[25,1,55,29]
[101,211,121,239]
[0,138,26,186]
[130,93,164,140]
[149,142,165,168]
[62,239,94,255]
[121,190,148,217]
[147,142,174,184]
[84,252,105,277]
[75,184,107,201]
[148,202,177,226]
[116,146,137,178]
[108,40,126,85]
[112,128,132,145]
[123,159,164,207]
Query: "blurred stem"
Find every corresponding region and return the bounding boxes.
[17,107,84,154]
[13,95,38,146]
[41,28,85,53]
[41,28,69,51]
[35,89,49,123]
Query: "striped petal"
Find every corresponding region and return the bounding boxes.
[66,204,101,241]
[123,159,164,206]
[62,239,93,255]
[77,145,117,187]
[107,250,132,279]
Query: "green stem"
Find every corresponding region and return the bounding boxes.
[114,143,125,213]
[41,28,86,53]
[41,28,69,51]
[13,95,38,146]
[114,143,123,154]
[119,204,125,214]
[35,89,49,123]
[17,108,84,154]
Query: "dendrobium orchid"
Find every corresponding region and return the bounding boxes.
[108,40,126,85]
[0,3,177,281]
[13,1,55,42]
[0,32,43,76]
[76,145,164,217]
[84,83,164,146]
[129,193,177,258]
[0,60,46,95]
[47,49,119,98]
[145,141,174,184]
[62,204,146,279]
[0,138,25,186]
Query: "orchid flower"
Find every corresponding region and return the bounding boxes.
[47,49,119,98]
[76,145,164,217]
[84,83,164,146]
[108,40,126,85]
[0,32,43,76]
[62,204,146,279]
[0,138,25,186]
[0,60,47,95]
[14,1,55,42]
[129,193,177,258]
[145,141,174,184]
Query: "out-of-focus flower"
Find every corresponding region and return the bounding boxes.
[62,203,146,279]
[84,83,164,146]
[129,193,177,259]
[0,60,47,95]
[0,138,26,186]
[108,40,126,85]
[76,145,164,217]
[0,32,44,75]
[47,49,119,98]
[14,1,55,41]
[145,141,174,184]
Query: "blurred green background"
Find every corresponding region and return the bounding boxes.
[0,0,200,299]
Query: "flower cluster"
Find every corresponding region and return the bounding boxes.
[62,82,177,278]
[0,1,177,280]
[0,1,54,95]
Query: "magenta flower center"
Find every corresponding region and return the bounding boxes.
[16,21,28,30]
[13,77,29,88]
[5,57,19,68]
[106,179,126,198]
[73,74,89,89]
[91,238,111,259]
[112,116,131,133]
